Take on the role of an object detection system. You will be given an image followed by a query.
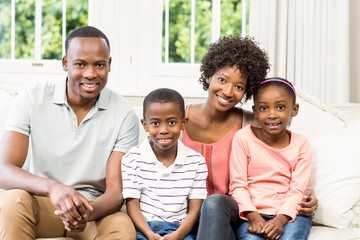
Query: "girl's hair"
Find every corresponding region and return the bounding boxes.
[254,77,296,103]
[199,35,270,102]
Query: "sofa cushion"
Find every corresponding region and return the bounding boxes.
[308,226,360,240]
[350,198,360,228]
[309,121,360,228]
[290,89,348,137]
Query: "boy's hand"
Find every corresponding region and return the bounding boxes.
[160,231,181,240]
[145,232,162,240]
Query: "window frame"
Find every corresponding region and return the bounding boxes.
[0,0,249,99]
[0,0,87,79]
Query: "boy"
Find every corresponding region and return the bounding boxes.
[122,88,208,240]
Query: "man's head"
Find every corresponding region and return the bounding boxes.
[62,26,111,106]
[65,26,110,55]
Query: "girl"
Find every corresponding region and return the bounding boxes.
[229,78,313,240]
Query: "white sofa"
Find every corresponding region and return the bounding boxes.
[1,85,360,240]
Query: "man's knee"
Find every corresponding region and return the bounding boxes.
[0,189,33,210]
[97,211,136,239]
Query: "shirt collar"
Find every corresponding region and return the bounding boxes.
[52,78,110,110]
[140,137,188,165]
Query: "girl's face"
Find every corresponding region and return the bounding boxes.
[252,85,299,137]
[206,66,246,111]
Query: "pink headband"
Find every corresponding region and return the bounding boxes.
[259,78,296,99]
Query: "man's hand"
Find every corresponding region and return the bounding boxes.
[54,208,90,232]
[49,182,93,231]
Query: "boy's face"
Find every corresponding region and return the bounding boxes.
[141,102,187,155]
[62,37,111,105]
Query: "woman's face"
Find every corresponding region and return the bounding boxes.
[206,66,247,111]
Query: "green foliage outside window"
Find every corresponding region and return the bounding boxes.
[163,0,250,63]
[0,0,88,60]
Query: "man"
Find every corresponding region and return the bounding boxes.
[0,26,139,239]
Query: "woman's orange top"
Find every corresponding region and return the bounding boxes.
[182,105,254,195]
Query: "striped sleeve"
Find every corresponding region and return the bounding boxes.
[121,146,141,199]
[188,152,208,199]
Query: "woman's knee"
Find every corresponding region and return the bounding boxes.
[201,194,237,214]
[202,194,226,211]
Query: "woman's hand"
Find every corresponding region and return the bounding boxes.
[298,190,318,216]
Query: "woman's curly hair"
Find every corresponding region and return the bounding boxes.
[199,35,270,102]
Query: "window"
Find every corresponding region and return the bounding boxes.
[0,0,250,97]
[0,0,88,61]
[162,0,250,64]
[133,0,250,96]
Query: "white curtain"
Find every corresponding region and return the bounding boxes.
[249,0,351,105]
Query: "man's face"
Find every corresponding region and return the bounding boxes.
[62,37,111,105]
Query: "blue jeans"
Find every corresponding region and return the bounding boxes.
[136,221,196,240]
[236,214,312,240]
[197,194,243,240]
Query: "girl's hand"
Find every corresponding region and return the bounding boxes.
[246,212,266,235]
[262,214,288,240]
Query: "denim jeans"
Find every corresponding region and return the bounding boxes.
[136,221,196,240]
[236,214,312,240]
[197,194,242,240]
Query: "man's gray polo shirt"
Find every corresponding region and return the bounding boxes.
[5,79,139,200]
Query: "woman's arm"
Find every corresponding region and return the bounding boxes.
[299,190,318,216]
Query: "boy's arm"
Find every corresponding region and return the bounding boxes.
[126,198,160,240]
[165,199,203,240]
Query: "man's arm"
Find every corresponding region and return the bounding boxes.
[0,131,93,231]
[0,131,49,192]
[86,151,125,222]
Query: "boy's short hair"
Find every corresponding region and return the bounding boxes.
[143,88,185,119]
[65,26,110,54]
